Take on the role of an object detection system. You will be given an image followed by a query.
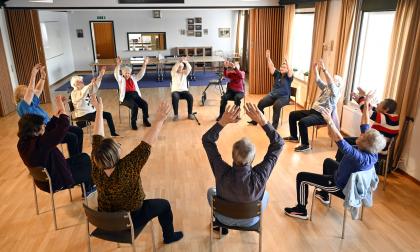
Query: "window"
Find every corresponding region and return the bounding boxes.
[353,11,395,100]
[127,32,167,51]
[290,13,315,81]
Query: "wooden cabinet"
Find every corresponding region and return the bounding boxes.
[174,47,213,68]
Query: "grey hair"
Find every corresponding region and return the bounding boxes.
[70,75,83,88]
[121,66,132,74]
[358,129,387,154]
[334,75,343,86]
[232,138,256,166]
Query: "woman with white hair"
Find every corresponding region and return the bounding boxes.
[114,56,151,130]
[70,66,119,136]
[170,57,194,121]
[284,93,386,219]
[203,104,284,233]
[284,59,342,152]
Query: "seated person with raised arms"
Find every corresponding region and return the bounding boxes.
[17,95,95,196]
[90,95,183,244]
[216,61,245,121]
[284,93,386,219]
[170,57,194,121]
[70,66,119,137]
[15,64,83,157]
[203,104,284,234]
[284,59,341,152]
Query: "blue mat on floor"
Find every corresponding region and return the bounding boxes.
[55,71,228,92]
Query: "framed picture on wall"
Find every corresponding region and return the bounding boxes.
[187,30,195,36]
[195,17,202,23]
[218,28,230,38]
[195,25,202,30]
[76,29,83,38]
[188,24,194,31]
[187,18,194,24]
[195,31,202,37]
[203,29,208,35]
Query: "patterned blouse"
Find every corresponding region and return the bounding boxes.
[91,135,151,212]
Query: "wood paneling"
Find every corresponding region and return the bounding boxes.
[0,27,15,116]
[249,8,284,94]
[5,9,50,103]
[92,22,116,59]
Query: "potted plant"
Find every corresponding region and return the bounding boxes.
[304,71,309,82]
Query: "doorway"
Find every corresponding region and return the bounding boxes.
[90,21,117,61]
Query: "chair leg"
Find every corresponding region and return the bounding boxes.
[86,221,92,252]
[150,221,156,252]
[341,207,347,239]
[329,194,332,208]
[118,105,122,124]
[50,192,58,230]
[219,226,222,239]
[309,189,316,221]
[311,126,315,147]
[68,188,73,202]
[360,205,364,221]
[383,162,389,191]
[210,206,213,252]
[33,180,39,215]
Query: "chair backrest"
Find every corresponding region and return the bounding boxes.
[290,87,297,98]
[212,196,261,219]
[83,203,132,232]
[385,137,396,164]
[27,166,50,182]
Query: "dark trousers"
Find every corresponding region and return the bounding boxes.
[76,111,117,135]
[257,95,289,129]
[61,126,83,157]
[289,109,326,145]
[122,92,149,125]
[296,158,344,207]
[131,199,175,240]
[172,91,194,115]
[219,89,244,116]
[66,153,94,191]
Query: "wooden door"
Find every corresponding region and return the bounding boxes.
[92,22,116,59]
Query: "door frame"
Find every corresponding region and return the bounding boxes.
[89,20,117,62]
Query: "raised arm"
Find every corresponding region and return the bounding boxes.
[319,59,334,85]
[266,50,276,76]
[183,59,192,75]
[171,61,181,75]
[142,101,171,146]
[91,94,104,137]
[135,57,149,81]
[23,64,41,105]
[320,107,343,142]
[284,58,293,78]
[34,66,46,97]
[92,66,106,92]
[114,57,122,81]
[313,62,327,90]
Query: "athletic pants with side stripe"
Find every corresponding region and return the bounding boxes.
[296,158,345,207]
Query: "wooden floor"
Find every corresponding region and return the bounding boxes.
[1,83,419,252]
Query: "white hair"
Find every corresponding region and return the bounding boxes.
[334,75,343,87]
[232,138,256,166]
[121,66,132,74]
[358,129,387,154]
[70,75,83,88]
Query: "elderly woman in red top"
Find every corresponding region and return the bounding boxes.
[217,61,245,121]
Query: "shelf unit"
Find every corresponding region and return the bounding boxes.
[174,46,213,68]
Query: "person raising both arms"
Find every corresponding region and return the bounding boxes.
[114,56,151,130]
[170,57,194,121]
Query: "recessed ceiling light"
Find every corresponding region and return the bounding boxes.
[29,0,53,3]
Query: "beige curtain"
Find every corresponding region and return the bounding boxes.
[305,1,329,109]
[333,0,357,76]
[383,0,420,166]
[281,4,295,60]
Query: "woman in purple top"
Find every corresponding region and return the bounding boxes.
[284,92,386,219]
[17,95,94,194]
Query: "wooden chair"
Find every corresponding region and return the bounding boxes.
[311,124,333,148]
[210,196,263,252]
[83,203,156,252]
[28,166,85,230]
[279,86,298,126]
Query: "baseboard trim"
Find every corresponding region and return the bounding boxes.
[396,169,420,186]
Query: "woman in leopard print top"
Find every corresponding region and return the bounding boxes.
[90,95,183,244]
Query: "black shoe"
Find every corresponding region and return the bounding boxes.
[284,205,308,220]
[143,119,151,127]
[111,132,120,137]
[283,136,299,143]
[163,231,184,244]
[216,115,222,121]
[131,123,138,130]
[315,190,330,205]
[247,120,258,125]
[294,145,311,152]
[213,226,229,235]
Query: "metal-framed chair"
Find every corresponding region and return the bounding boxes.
[311,124,333,148]
[381,137,397,191]
[83,203,156,252]
[28,166,85,230]
[278,86,298,126]
[210,196,263,252]
[67,96,92,139]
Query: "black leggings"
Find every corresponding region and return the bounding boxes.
[66,153,94,191]
[76,111,117,135]
[219,89,244,116]
[289,109,326,145]
[172,91,193,115]
[122,92,149,124]
[131,199,176,240]
[296,158,344,207]
[61,126,83,157]
[257,95,289,129]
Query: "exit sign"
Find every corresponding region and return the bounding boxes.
[97,16,106,20]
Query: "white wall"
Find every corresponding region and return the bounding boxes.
[404,101,420,180]
[5,0,278,8]
[0,8,18,89]
[38,11,75,85]
[67,9,237,71]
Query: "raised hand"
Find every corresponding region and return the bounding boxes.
[245,103,267,126]
[219,105,241,127]
[313,62,319,70]
[365,90,376,104]
[99,66,106,75]
[40,66,46,79]
[31,63,42,76]
[223,60,230,67]
[90,94,103,111]
[266,49,270,58]
[55,95,66,115]
[351,92,359,101]
[116,56,122,66]
[155,101,171,122]
[318,59,326,71]
[144,57,150,65]
[357,87,367,96]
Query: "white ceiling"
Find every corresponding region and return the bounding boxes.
[5,0,280,8]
